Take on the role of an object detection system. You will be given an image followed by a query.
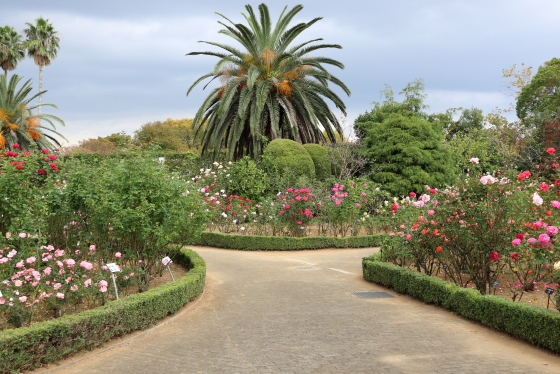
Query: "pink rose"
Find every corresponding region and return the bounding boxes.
[115,252,122,258]
[546,226,559,236]
[56,293,65,299]
[538,234,551,244]
[512,238,521,246]
[19,296,27,303]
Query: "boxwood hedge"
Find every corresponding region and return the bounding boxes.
[0,247,205,374]
[362,256,560,353]
[192,232,384,250]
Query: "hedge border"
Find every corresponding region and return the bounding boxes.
[362,256,560,353]
[191,232,384,250]
[0,247,206,374]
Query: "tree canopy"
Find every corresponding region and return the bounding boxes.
[516,58,560,123]
[0,26,25,79]
[133,118,201,151]
[187,3,350,161]
[0,74,65,150]
[354,80,456,196]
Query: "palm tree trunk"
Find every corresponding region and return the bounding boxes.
[38,64,43,114]
[3,70,6,80]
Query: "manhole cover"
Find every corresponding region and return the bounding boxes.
[351,291,394,299]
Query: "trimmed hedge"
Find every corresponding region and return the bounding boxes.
[0,247,205,374]
[262,139,315,181]
[362,257,560,353]
[192,232,384,250]
[302,143,332,180]
[63,152,204,176]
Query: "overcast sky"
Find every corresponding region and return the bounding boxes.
[3,0,559,145]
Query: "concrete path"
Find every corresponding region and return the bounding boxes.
[37,246,560,374]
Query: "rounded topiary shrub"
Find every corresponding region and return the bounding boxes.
[302,143,332,180]
[262,139,315,184]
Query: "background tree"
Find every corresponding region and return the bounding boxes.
[444,107,484,140]
[0,26,25,79]
[63,132,132,155]
[23,17,60,113]
[187,3,350,161]
[133,118,201,151]
[0,74,65,150]
[64,137,116,155]
[355,81,456,196]
[516,58,560,151]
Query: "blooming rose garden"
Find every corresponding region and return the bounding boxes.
[4,145,560,331]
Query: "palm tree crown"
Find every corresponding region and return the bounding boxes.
[0,26,25,79]
[187,3,350,160]
[23,17,60,113]
[0,74,66,150]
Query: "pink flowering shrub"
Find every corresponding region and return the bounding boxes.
[321,179,386,237]
[383,150,560,302]
[275,188,318,237]
[383,172,546,294]
[0,244,137,329]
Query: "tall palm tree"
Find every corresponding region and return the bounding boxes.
[187,3,350,161]
[0,74,66,150]
[0,26,26,79]
[23,17,60,114]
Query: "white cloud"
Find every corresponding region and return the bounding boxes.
[425,89,517,120]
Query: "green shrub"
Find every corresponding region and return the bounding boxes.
[228,157,269,201]
[51,150,208,290]
[191,232,384,250]
[302,143,331,180]
[362,258,560,353]
[0,247,205,374]
[262,139,315,185]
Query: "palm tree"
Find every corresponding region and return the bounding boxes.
[23,17,60,114]
[0,74,66,150]
[187,3,350,161]
[0,26,26,79]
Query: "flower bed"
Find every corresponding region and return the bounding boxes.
[0,247,205,374]
[187,162,392,238]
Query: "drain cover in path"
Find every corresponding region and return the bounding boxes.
[351,291,395,299]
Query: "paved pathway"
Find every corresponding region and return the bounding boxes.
[37,246,560,373]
